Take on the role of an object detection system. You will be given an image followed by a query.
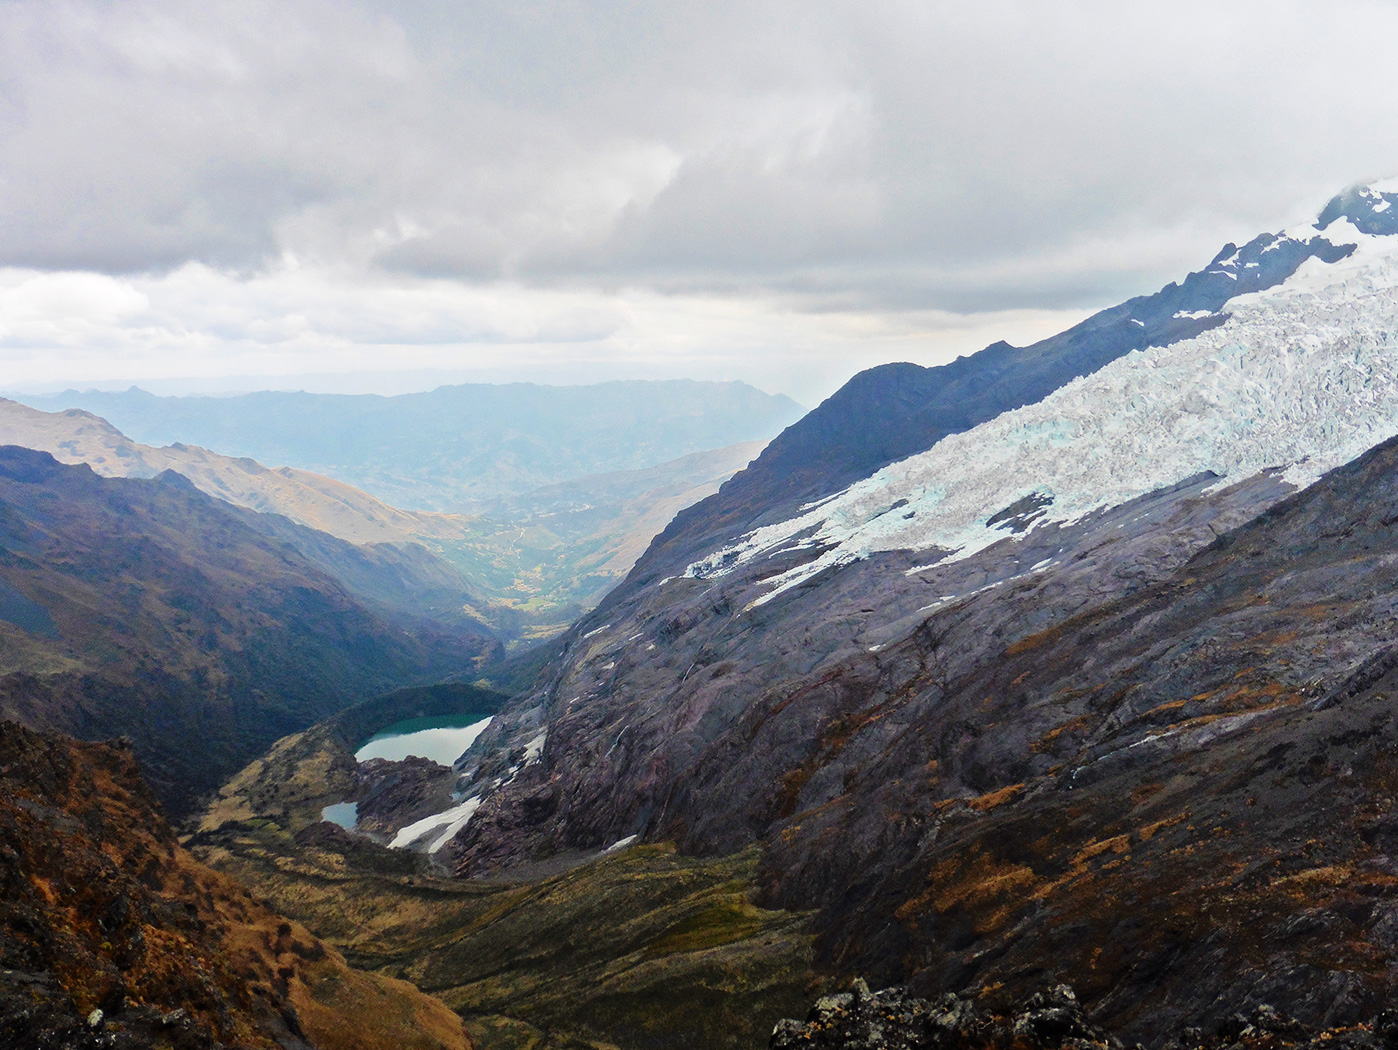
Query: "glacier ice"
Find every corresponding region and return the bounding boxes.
[687,214,1398,606]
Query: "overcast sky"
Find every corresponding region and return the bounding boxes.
[4,1,1398,403]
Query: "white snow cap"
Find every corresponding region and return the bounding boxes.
[688,207,1398,606]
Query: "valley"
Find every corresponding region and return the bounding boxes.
[12,185,1398,1049]
[0,393,774,639]
[0,446,499,816]
[186,703,818,1050]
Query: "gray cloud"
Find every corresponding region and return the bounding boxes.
[4,1,1398,312]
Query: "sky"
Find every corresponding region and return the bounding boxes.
[4,1,1398,405]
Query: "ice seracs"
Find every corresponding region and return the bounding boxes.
[687,189,1398,606]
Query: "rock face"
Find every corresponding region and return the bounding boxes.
[770,981,1398,1050]
[0,720,473,1050]
[355,755,458,838]
[433,184,1398,1041]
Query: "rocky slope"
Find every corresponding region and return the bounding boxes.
[406,182,1398,1040]
[0,720,472,1050]
[0,447,495,815]
[769,981,1398,1050]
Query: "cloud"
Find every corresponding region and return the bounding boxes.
[3,1,1398,395]
[7,3,1398,291]
[0,262,1089,404]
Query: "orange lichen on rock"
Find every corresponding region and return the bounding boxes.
[968,783,1026,811]
[897,847,1038,936]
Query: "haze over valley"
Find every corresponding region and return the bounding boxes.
[0,382,797,638]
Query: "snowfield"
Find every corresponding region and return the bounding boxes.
[687,214,1398,605]
[389,796,483,851]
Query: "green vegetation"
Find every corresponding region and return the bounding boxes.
[199,828,817,1050]
[190,723,820,1050]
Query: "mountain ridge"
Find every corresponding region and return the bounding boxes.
[366,181,1398,1040]
[0,397,766,636]
[0,447,496,815]
[609,204,1367,601]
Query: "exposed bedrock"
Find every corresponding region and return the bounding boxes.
[446,432,1398,1042]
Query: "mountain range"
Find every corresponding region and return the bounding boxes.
[0,446,499,815]
[271,180,1398,1042]
[0,396,769,637]
[13,182,1398,1049]
[13,380,803,511]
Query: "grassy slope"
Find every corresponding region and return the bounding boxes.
[191,721,819,1050]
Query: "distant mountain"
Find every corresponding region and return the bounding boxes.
[0,397,453,544]
[0,399,765,636]
[14,380,804,511]
[412,182,1398,1037]
[0,447,497,815]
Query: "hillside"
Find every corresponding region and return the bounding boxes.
[361,182,1398,1039]
[0,720,472,1050]
[0,447,496,815]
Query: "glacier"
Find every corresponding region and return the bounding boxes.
[686,204,1398,606]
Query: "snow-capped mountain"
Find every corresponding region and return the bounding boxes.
[686,188,1398,606]
[449,180,1398,866]
[342,181,1398,1039]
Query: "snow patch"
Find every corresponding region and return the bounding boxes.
[389,796,482,851]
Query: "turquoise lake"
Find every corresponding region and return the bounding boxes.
[320,801,358,829]
[353,713,494,766]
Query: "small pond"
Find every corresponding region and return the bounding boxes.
[320,801,358,829]
[354,713,494,767]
